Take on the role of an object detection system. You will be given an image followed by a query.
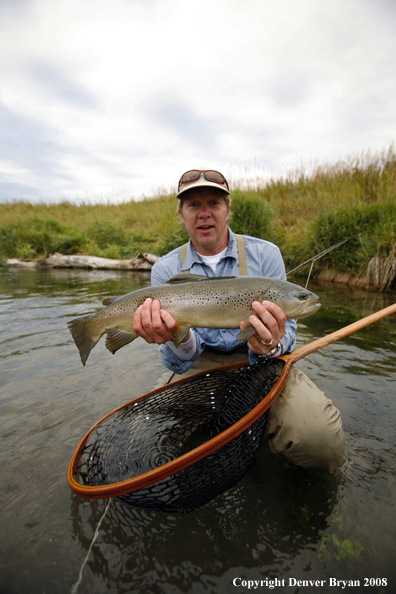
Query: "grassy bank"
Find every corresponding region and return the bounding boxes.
[1,146,395,287]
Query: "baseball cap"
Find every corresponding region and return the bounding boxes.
[176,169,230,198]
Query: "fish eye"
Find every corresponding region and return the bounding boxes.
[298,291,308,300]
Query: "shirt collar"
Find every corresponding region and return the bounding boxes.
[181,228,239,271]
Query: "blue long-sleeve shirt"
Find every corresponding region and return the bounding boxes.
[151,228,297,374]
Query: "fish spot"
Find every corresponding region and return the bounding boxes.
[265,289,277,302]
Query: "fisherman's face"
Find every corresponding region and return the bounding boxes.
[179,188,231,255]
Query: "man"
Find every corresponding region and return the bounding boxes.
[133,169,345,472]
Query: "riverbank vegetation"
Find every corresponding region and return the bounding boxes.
[1,145,395,287]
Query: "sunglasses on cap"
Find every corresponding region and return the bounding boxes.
[178,170,229,192]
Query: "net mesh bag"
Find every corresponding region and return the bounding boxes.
[72,358,284,513]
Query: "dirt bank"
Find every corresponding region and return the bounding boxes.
[314,250,396,292]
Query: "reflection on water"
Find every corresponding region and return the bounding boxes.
[0,268,395,593]
[71,451,339,591]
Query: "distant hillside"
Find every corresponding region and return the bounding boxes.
[1,145,395,290]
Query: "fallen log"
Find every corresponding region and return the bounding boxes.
[6,251,160,271]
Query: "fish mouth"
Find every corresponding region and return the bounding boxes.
[296,301,322,319]
[308,301,322,312]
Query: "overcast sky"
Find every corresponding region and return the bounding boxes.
[1,0,395,204]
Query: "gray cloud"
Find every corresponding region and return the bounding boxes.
[0,102,69,174]
[26,61,98,109]
[0,0,395,202]
[268,75,313,109]
[0,0,37,20]
[0,179,48,202]
[148,97,219,150]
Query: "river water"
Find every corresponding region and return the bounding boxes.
[0,268,395,594]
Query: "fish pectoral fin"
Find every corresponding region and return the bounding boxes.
[172,323,190,348]
[105,328,138,354]
[237,324,256,343]
[102,297,117,306]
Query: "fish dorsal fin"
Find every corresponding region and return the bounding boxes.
[167,274,208,284]
[167,273,237,284]
[102,297,117,306]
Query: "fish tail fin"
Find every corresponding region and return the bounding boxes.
[67,315,99,366]
[105,328,138,354]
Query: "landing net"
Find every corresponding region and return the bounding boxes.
[69,358,284,513]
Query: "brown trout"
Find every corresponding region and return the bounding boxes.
[67,274,321,365]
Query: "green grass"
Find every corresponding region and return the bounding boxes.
[1,145,395,286]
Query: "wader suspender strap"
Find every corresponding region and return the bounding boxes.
[236,234,247,276]
[180,235,247,275]
[181,243,188,273]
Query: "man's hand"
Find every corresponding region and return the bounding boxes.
[239,301,286,356]
[133,298,177,344]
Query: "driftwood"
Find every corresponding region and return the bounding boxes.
[6,251,160,271]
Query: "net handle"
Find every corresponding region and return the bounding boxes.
[68,302,396,500]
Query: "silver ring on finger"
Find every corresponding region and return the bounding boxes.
[261,337,274,346]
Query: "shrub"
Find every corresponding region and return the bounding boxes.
[88,221,129,250]
[0,217,65,258]
[230,191,274,240]
[157,224,189,256]
[307,201,396,272]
